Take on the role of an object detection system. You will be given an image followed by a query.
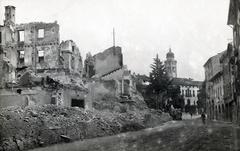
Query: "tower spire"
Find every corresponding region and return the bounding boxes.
[113,28,115,47]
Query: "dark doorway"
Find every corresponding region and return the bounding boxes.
[51,97,57,105]
[71,99,85,108]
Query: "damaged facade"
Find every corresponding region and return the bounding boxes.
[0,6,88,109]
[0,6,18,88]
[84,46,137,98]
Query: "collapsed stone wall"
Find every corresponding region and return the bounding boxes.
[93,46,123,77]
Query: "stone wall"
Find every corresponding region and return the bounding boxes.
[93,46,123,77]
[15,22,60,70]
[0,86,89,109]
[0,87,52,108]
[60,40,83,75]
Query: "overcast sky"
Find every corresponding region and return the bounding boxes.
[0,0,232,81]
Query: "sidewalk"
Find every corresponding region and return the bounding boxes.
[182,113,201,120]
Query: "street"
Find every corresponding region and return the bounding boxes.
[30,118,240,151]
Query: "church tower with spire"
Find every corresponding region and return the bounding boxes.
[164,48,177,78]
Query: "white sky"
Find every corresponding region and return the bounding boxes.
[0,0,232,81]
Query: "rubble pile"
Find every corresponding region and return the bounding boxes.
[0,93,171,151]
[0,105,120,151]
[92,92,171,131]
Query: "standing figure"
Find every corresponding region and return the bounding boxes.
[201,112,206,124]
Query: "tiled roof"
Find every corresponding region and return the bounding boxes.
[170,78,203,87]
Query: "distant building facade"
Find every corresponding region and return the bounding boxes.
[164,48,177,78]
[171,78,202,107]
[164,48,203,112]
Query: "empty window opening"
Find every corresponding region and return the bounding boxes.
[38,50,44,63]
[38,29,44,38]
[72,46,75,52]
[19,50,25,64]
[71,99,85,108]
[71,57,75,70]
[18,30,24,42]
[51,97,57,105]
[0,31,2,43]
[16,89,22,94]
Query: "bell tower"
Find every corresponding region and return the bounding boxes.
[164,48,177,78]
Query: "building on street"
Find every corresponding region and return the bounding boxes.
[204,51,225,120]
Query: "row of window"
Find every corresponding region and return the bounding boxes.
[166,67,176,72]
[19,50,44,64]
[18,29,44,42]
[182,89,197,97]
[0,29,44,43]
[214,86,223,98]
[186,99,197,105]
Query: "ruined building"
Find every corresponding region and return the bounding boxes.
[0,6,18,87]
[0,6,88,109]
[165,48,177,78]
[84,46,136,98]
[59,40,83,76]
[83,52,95,78]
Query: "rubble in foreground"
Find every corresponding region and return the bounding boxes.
[0,92,171,151]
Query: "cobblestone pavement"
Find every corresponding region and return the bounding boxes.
[31,119,240,151]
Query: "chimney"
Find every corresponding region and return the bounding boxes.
[4,5,16,26]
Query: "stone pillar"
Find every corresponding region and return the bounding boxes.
[121,78,124,95]
[0,47,3,88]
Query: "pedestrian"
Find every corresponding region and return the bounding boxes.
[201,112,206,124]
[190,112,193,119]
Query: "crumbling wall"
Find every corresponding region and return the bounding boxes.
[0,86,88,109]
[0,24,17,87]
[87,80,118,97]
[15,22,59,44]
[60,40,83,75]
[36,44,59,69]
[62,89,89,109]
[93,46,123,77]
[84,52,95,78]
[0,87,52,108]
[0,26,14,46]
[14,22,60,70]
